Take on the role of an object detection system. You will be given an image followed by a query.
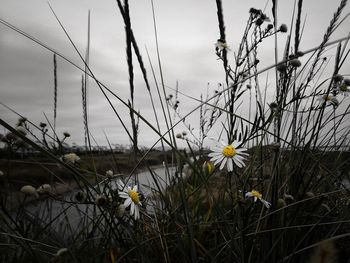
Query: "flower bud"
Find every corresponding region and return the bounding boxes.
[56,248,68,257]
[290,59,302,68]
[20,185,38,198]
[276,63,287,72]
[37,184,52,194]
[279,24,288,33]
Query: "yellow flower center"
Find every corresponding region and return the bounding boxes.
[251,190,262,199]
[128,189,140,204]
[222,145,236,157]
[324,95,331,101]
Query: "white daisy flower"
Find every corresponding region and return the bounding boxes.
[61,153,80,164]
[208,140,249,171]
[215,39,230,51]
[318,94,339,107]
[118,184,141,220]
[245,189,271,209]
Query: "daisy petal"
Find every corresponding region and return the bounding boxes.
[131,202,135,216]
[119,192,129,198]
[134,206,140,220]
[227,158,233,171]
[124,198,132,208]
[219,157,227,170]
[233,158,243,168]
[245,192,253,197]
[214,156,225,166]
[208,152,222,157]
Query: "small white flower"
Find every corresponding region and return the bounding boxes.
[318,94,339,107]
[61,153,80,164]
[20,185,38,198]
[106,170,114,177]
[215,39,230,51]
[245,190,271,209]
[0,170,4,176]
[118,184,141,220]
[37,184,52,194]
[208,140,249,171]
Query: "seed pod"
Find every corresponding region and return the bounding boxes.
[290,59,302,68]
[276,63,287,72]
[279,24,288,33]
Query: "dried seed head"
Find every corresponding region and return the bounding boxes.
[246,84,252,90]
[267,23,274,30]
[333,74,343,82]
[260,13,267,20]
[296,51,304,57]
[276,63,287,72]
[75,191,87,202]
[95,195,107,206]
[279,24,288,33]
[249,8,259,15]
[290,59,302,68]
[176,133,183,139]
[255,18,264,26]
[344,78,350,86]
[269,102,278,112]
[63,132,70,138]
[39,122,47,128]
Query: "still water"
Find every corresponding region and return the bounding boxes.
[21,166,176,238]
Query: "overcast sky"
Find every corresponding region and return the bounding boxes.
[1,0,349,148]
